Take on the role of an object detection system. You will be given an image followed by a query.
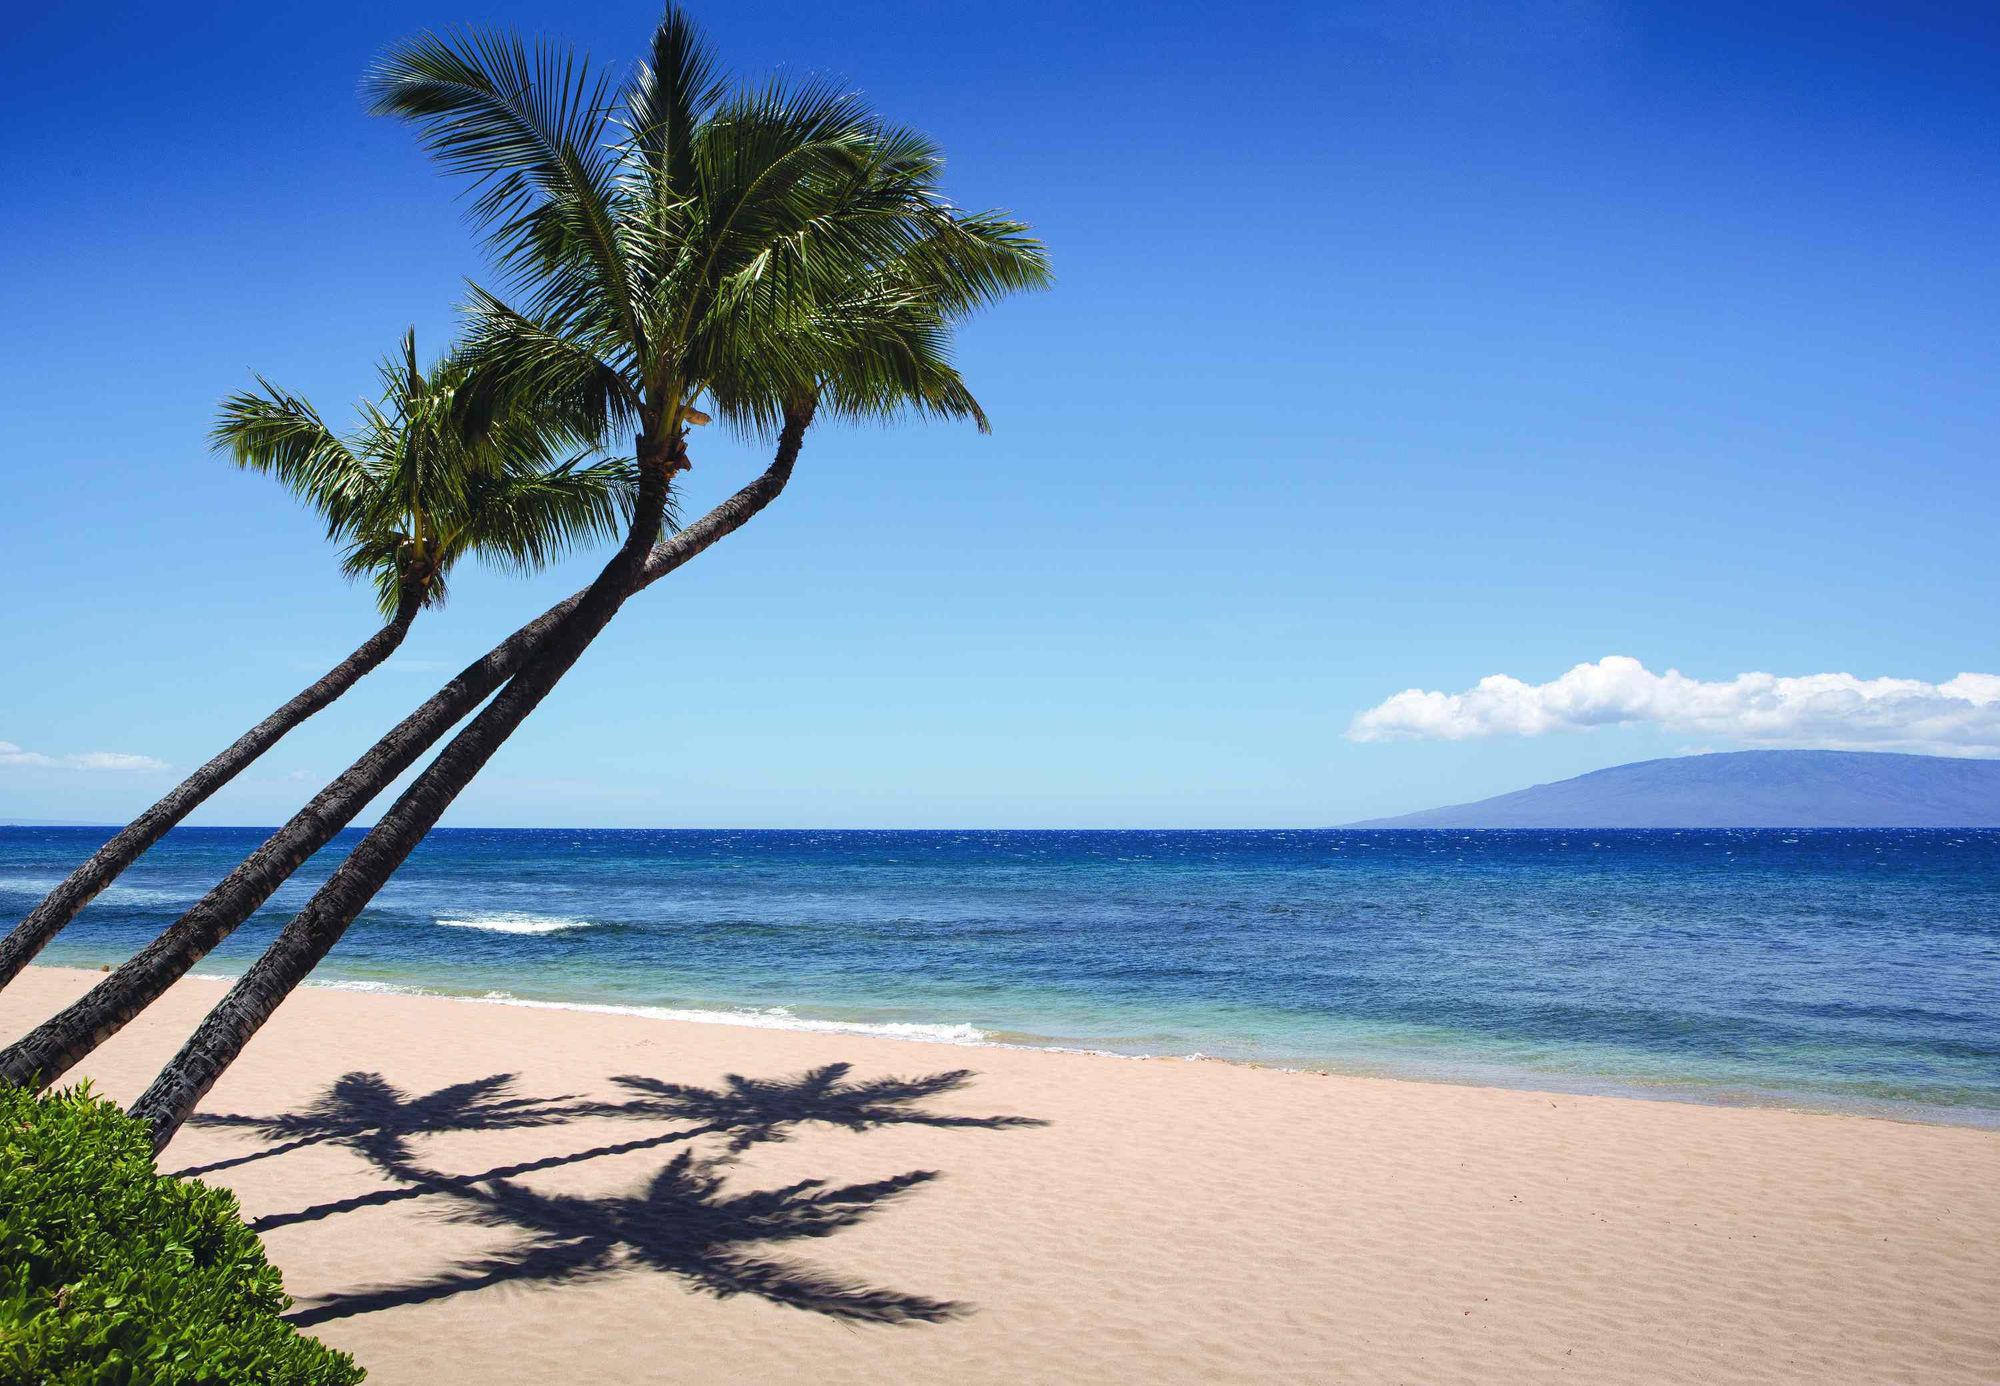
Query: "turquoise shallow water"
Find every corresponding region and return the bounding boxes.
[6,826,1998,1125]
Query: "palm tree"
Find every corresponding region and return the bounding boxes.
[0,334,625,992]
[122,2,1047,1146]
[0,6,1042,1097]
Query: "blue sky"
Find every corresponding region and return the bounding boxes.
[3,0,1996,827]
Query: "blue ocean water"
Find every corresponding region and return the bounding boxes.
[5,826,1997,1125]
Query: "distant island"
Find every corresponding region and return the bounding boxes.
[1349,749,2000,828]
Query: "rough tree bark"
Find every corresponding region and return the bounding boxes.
[0,590,422,992]
[0,416,807,1092]
[130,405,812,1148]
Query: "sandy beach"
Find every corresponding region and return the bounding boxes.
[9,964,1997,1384]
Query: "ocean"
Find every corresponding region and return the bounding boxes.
[4,826,1996,1125]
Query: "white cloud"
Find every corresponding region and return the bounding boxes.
[1347,657,2000,756]
[67,751,172,772]
[0,739,169,773]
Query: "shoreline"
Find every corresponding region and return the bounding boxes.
[8,963,1998,1383]
[122,962,1998,1133]
[16,825,1997,1141]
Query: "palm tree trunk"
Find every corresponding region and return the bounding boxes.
[131,406,813,1148]
[0,413,807,1094]
[0,592,422,994]
[0,597,573,1090]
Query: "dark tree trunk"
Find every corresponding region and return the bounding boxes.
[0,595,577,1090]
[131,406,812,1148]
[0,410,808,1096]
[0,593,422,994]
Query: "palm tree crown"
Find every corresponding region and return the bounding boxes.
[214,331,633,615]
[365,3,1051,487]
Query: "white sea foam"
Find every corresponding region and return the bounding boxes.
[186,968,1172,1059]
[304,977,436,996]
[191,971,436,998]
[461,991,987,1044]
[0,875,189,906]
[434,912,594,936]
[174,963,985,1044]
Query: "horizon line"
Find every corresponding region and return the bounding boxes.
[6,822,1997,834]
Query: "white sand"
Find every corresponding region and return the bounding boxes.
[9,965,1998,1384]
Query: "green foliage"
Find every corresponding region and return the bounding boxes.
[214,331,633,617]
[365,3,1052,451]
[0,1083,362,1385]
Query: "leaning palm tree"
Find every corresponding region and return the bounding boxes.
[120,3,1046,1145]
[0,333,626,992]
[0,3,1040,1102]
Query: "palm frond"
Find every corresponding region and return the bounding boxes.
[214,381,372,526]
[365,29,646,358]
[443,453,645,579]
[622,5,725,202]
[456,284,642,444]
[369,3,1049,484]
[224,331,632,617]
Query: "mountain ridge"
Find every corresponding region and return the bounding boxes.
[1348,749,2000,828]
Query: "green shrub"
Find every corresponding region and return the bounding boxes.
[0,1082,362,1385]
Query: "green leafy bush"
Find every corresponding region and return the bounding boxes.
[0,1082,362,1385]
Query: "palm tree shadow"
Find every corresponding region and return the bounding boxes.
[596,1061,1048,1151]
[291,1150,962,1326]
[196,1062,1044,1327]
[174,1071,581,1178]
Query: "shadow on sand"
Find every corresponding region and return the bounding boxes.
[179,1062,1044,1327]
